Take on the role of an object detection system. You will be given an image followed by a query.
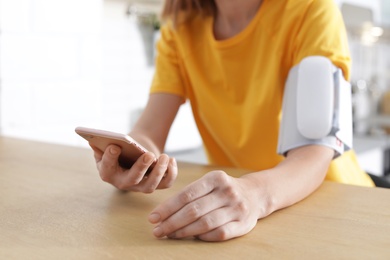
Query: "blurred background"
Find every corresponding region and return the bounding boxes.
[0,0,389,177]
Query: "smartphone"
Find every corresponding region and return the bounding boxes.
[75,126,156,170]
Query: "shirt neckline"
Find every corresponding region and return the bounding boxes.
[208,0,268,49]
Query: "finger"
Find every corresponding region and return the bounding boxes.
[148,171,219,224]
[136,154,169,193]
[127,155,174,192]
[165,202,231,239]
[130,152,156,175]
[116,152,156,190]
[159,193,227,237]
[98,144,122,183]
[196,220,253,242]
[156,157,178,189]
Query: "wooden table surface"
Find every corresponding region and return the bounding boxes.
[1,137,390,259]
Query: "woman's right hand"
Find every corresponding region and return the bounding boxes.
[90,144,178,193]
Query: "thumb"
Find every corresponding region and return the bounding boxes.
[105,144,122,160]
[99,144,122,171]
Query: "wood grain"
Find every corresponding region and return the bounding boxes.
[1,137,389,259]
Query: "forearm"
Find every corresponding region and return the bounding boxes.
[128,93,184,156]
[242,145,334,218]
[128,130,163,156]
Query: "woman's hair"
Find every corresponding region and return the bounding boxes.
[161,0,216,26]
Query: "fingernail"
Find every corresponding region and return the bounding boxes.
[153,226,164,237]
[149,213,160,223]
[159,155,169,166]
[110,147,118,155]
[143,154,153,163]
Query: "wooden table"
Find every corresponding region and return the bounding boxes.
[1,137,389,259]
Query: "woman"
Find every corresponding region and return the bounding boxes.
[91,0,375,241]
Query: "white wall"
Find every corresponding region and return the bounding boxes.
[0,0,103,146]
[0,0,202,151]
[100,0,154,133]
[383,0,390,25]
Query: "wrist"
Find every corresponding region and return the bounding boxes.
[240,171,277,219]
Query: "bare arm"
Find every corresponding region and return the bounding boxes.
[148,145,333,241]
[243,145,333,217]
[130,93,185,155]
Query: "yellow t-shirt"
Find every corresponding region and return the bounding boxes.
[150,0,374,187]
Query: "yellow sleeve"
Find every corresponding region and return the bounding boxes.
[150,25,187,98]
[292,0,351,80]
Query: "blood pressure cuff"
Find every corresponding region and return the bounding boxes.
[277,56,353,158]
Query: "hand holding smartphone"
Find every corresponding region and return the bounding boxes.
[75,126,156,169]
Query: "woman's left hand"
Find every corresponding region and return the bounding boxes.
[148,170,270,241]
